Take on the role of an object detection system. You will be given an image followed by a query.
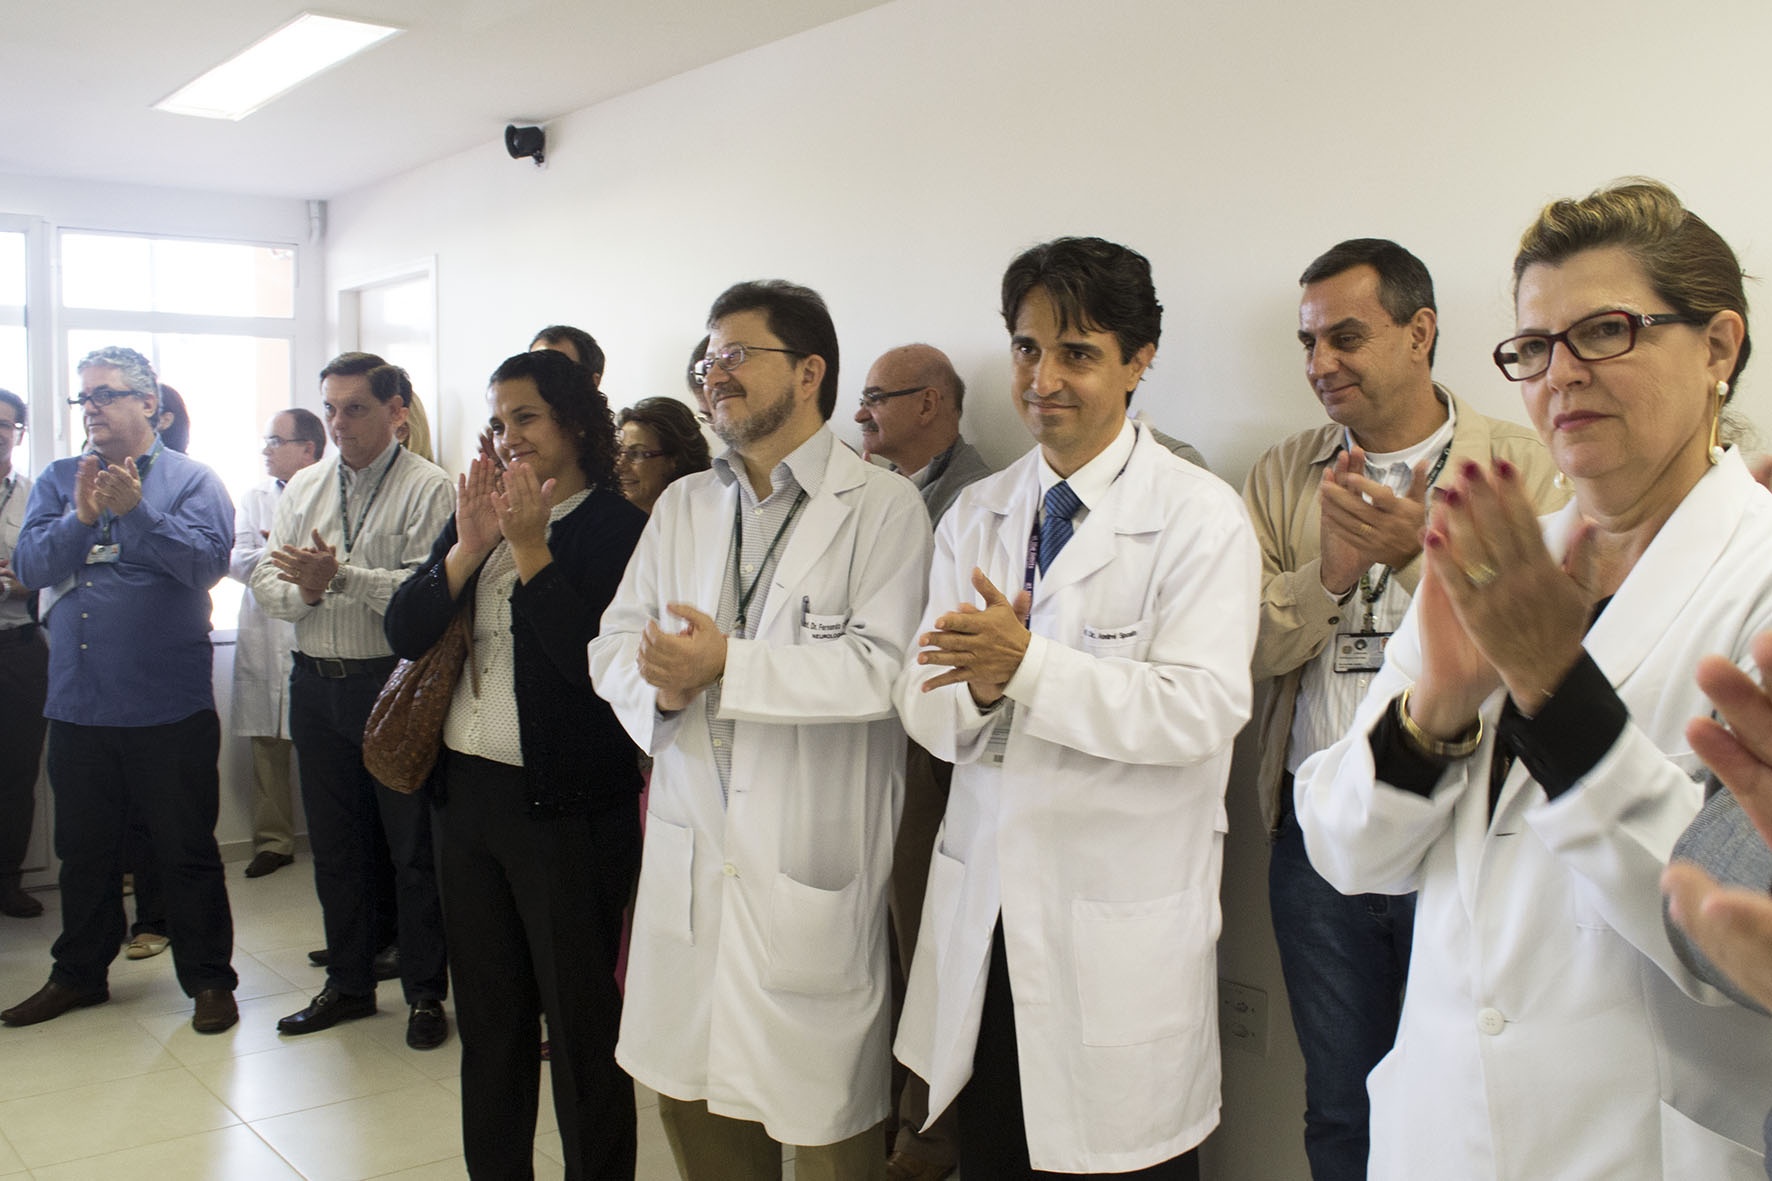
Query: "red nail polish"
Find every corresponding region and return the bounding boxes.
[1442,487,1463,508]
[1460,460,1482,481]
[1495,458,1516,480]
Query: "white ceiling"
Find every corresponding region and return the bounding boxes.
[1,0,887,200]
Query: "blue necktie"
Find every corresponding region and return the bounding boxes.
[1039,480,1081,574]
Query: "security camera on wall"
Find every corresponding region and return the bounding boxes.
[504,124,545,166]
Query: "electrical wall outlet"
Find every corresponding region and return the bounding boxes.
[1218,978,1268,1056]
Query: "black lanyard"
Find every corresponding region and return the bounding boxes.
[730,487,807,634]
[337,446,402,561]
[1353,438,1454,632]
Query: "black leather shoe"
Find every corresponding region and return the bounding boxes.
[0,883,43,918]
[406,1000,448,1050]
[277,986,375,1034]
[2,980,109,1026]
[243,851,294,878]
[306,944,399,981]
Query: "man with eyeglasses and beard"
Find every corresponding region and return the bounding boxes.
[590,281,931,1181]
[3,346,240,1035]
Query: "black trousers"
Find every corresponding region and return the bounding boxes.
[0,626,47,884]
[439,751,639,1181]
[958,920,1200,1180]
[46,711,236,996]
[289,662,446,1001]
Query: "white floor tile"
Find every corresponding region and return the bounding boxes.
[189,1035,429,1122]
[0,1066,240,1168]
[28,1123,305,1180]
[251,1080,462,1181]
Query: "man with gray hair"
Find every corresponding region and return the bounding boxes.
[2,346,240,1034]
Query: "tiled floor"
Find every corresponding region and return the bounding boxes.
[0,863,751,1180]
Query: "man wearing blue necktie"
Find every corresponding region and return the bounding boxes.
[894,237,1260,1177]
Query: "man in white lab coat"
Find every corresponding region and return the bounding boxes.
[894,237,1260,1177]
[231,408,324,880]
[589,280,931,1181]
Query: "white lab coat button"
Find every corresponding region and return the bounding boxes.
[1476,1007,1506,1036]
[80,643,88,650]
[722,862,737,877]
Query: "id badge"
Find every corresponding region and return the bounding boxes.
[984,704,1014,767]
[1332,631,1390,674]
[86,543,121,565]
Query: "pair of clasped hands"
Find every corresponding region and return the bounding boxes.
[1320,447,1592,733]
[72,454,143,526]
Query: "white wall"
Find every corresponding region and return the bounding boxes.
[324,1,1772,1176]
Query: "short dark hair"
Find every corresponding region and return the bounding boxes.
[530,325,605,383]
[1000,237,1163,367]
[1300,239,1439,366]
[318,351,412,408]
[707,281,840,420]
[687,334,710,398]
[284,407,326,460]
[488,349,619,488]
[155,383,190,452]
[0,388,23,427]
[619,397,712,484]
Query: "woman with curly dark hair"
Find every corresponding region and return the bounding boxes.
[386,347,647,1178]
[615,397,710,515]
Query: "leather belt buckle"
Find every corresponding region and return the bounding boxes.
[314,656,350,679]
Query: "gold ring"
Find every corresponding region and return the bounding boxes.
[1360,522,1374,536]
[1464,562,1498,588]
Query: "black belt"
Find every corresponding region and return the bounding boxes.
[293,652,399,680]
[0,624,39,648]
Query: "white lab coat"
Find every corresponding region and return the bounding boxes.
[894,427,1260,1173]
[1297,449,1772,1180]
[588,430,932,1147]
[229,479,294,738]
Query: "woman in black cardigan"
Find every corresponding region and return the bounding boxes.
[386,349,646,1179]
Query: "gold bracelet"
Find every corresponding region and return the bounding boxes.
[1397,687,1483,759]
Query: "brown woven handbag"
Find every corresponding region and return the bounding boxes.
[362,604,477,793]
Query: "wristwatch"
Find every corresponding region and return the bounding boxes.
[327,566,348,595]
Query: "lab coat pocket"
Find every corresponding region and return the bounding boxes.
[924,840,966,976]
[1082,618,1150,662]
[1072,888,1206,1047]
[763,872,869,995]
[1658,1100,1764,1178]
[640,813,695,945]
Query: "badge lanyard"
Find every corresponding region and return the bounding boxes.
[1353,438,1454,633]
[730,488,807,635]
[336,446,402,562]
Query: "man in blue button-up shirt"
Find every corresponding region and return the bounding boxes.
[1,346,240,1036]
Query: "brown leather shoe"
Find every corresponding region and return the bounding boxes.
[1,980,109,1027]
[886,1151,956,1181]
[191,989,238,1034]
[243,851,294,879]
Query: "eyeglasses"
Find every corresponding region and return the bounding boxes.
[1492,310,1703,382]
[691,344,805,387]
[858,385,927,409]
[68,387,144,408]
[263,435,298,448]
[0,420,22,433]
[616,446,669,465]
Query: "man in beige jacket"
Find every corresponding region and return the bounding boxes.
[1243,238,1563,1181]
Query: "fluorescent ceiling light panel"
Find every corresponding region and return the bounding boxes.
[155,13,402,120]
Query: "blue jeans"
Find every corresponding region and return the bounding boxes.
[1270,803,1413,1181]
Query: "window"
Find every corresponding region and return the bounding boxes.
[58,230,300,626]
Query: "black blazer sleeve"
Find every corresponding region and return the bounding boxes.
[384,514,466,658]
